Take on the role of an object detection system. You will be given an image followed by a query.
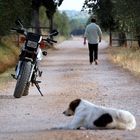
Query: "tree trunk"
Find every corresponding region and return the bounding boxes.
[137,36,140,47]
[33,9,41,34]
[49,15,53,34]
[135,27,140,48]
[109,27,112,47]
[118,32,127,47]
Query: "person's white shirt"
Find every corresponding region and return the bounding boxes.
[84,23,102,44]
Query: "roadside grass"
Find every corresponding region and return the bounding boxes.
[0,35,67,74]
[108,46,140,75]
[0,35,19,73]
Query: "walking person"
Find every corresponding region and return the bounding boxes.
[84,18,102,65]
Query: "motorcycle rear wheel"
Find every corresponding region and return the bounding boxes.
[13,61,31,98]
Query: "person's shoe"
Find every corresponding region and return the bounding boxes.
[90,62,93,65]
[95,60,98,65]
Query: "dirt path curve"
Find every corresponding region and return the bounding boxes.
[0,37,140,140]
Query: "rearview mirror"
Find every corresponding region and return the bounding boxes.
[15,19,23,28]
[50,29,59,36]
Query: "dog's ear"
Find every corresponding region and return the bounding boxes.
[69,99,81,112]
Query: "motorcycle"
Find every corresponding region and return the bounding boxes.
[11,19,58,98]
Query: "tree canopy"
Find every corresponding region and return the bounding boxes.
[82,0,140,46]
[0,0,64,36]
[83,0,139,33]
[0,0,32,35]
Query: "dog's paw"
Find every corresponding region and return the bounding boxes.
[51,126,65,130]
[51,128,58,130]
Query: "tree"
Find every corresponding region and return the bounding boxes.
[32,0,64,34]
[42,0,64,34]
[83,0,140,47]
[39,7,70,37]
[54,11,70,37]
[0,0,32,36]
[0,0,64,36]
[113,0,140,46]
[83,0,118,46]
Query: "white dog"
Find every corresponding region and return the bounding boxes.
[57,99,136,130]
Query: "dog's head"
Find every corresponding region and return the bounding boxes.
[63,99,81,116]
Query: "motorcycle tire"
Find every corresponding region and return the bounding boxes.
[22,82,30,96]
[13,61,32,98]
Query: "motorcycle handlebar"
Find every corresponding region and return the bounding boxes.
[11,22,58,44]
[11,28,57,44]
[48,38,57,43]
[43,38,57,43]
[11,28,25,34]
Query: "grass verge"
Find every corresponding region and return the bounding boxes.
[108,46,140,76]
[0,35,19,73]
[0,35,67,74]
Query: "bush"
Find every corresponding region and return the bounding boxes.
[0,36,20,73]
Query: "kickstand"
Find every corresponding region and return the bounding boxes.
[34,81,43,96]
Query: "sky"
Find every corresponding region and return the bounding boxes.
[58,0,85,11]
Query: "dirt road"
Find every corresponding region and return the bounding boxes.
[0,37,140,140]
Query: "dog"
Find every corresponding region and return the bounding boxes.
[57,99,136,130]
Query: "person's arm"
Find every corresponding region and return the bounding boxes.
[84,37,86,45]
[84,27,88,45]
[97,26,102,43]
[99,36,102,43]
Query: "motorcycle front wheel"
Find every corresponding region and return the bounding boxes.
[13,61,32,98]
[22,82,30,96]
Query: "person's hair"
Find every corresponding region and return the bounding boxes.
[91,18,96,23]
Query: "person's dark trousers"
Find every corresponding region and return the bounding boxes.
[88,43,98,64]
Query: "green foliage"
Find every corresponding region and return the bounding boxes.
[0,36,19,73]
[83,0,118,31]
[54,11,70,37]
[39,6,49,27]
[83,0,140,47]
[70,19,85,31]
[39,7,70,37]
[0,0,32,36]
[97,0,117,31]
[113,0,140,34]
[0,0,67,36]
[83,0,140,36]
[62,10,89,35]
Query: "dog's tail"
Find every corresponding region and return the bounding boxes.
[117,110,136,130]
[127,114,136,130]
